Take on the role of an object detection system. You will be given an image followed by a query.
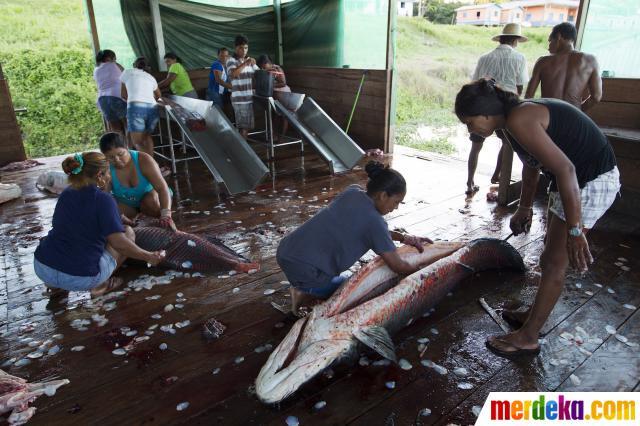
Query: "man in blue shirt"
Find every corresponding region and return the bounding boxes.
[208,48,232,108]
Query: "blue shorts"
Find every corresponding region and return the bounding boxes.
[98,96,127,122]
[208,90,224,108]
[34,251,117,292]
[277,255,348,298]
[127,102,159,134]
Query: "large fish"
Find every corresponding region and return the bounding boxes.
[255,238,525,403]
[133,226,259,273]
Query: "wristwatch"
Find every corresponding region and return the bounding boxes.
[568,225,582,237]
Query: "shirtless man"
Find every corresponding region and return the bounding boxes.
[525,22,602,111]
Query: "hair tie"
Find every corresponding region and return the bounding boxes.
[487,78,497,89]
[71,153,84,175]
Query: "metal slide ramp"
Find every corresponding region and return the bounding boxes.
[273,97,364,174]
[163,95,269,195]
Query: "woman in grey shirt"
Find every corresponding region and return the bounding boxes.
[277,161,432,315]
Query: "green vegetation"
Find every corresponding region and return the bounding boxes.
[0,0,101,157]
[395,17,549,154]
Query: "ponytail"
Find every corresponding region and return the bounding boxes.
[61,152,108,189]
[455,78,521,120]
[365,161,406,196]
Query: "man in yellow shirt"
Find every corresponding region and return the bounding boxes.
[158,52,197,98]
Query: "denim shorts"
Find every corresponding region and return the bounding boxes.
[34,251,117,292]
[277,255,347,298]
[98,96,127,122]
[127,102,159,134]
[208,90,224,108]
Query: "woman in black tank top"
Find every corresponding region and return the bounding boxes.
[453,78,619,359]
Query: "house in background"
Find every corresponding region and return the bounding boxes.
[455,0,578,26]
[500,3,525,25]
[455,3,502,26]
[398,1,414,17]
[516,0,579,26]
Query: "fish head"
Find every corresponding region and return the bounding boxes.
[255,308,356,404]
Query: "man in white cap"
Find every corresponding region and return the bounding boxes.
[465,23,528,195]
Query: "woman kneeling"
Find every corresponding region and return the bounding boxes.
[34,152,165,297]
[99,132,176,230]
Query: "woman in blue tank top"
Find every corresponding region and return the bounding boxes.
[99,132,176,230]
[454,78,620,359]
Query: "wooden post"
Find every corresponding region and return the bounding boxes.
[0,64,27,165]
[384,0,397,153]
[149,0,167,71]
[85,0,100,57]
[575,0,589,49]
[273,0,284,65]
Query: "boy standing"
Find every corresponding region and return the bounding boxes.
[208,47,232,108]
[226,35,259,139]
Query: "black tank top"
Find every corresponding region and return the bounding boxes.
[506,98,616,191]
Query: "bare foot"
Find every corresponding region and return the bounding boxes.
[290,287,319,317]
[491,174,500,184]
[91,277,124,297]
[465,184,480,195]
[235,262,260,273]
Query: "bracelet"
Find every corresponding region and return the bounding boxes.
[160,208,171,218]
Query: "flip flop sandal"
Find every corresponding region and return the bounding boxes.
[485,337,540,359]
[465,185,480,195]
[501,310,547,337]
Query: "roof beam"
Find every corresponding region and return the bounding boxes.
[149,0,167,71]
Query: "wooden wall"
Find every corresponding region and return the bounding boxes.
[0,64,26,166]
[587,78,640,216]
[175,67,390,152]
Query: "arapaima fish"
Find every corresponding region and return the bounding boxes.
[133,227,259,273]
[255,238,525,403]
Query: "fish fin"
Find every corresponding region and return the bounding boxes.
[456,262,475,273]
[353,326,397,363]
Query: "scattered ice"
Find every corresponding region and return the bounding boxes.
[589,337,604,345]
[175,320,190,328]
[14,359,31,367]
[549,359,560,366]
[181,261,192,269]
[27,351,43,359]
[372,359,391,367]
[145,295,161,301]
[433,364,448,375]
[135,336,150,343]
[151,314,162,320]
[398,359,413,370]
[47,345,60,356]
[263,289,276,295]
[125,330,138,337]
[71,346,85,352]
[569,374,581,386]
[607,287,616,294]
[430,328,439,335]
[112,348,126,356]
[472,406,482,417]
[605,325,617,335]
[593,283,603,288]
[164,304,174,312]
[52,334,64,340]
[212,368,220,375]
[621,266,631,272]
[235,356,245,364]
[575,282,582,288]
[187,240,196,247]
[177,292,184,297]
[585,291,594,296]
[385,381,396,389]
[453,367,469,377]
[420,408,432,417]
[623,304,637,310]
[417,337,430,344]
[578,347,592,356]
[560,359,569,365]
[617,257,628,262]
[176,402,190,411]
[457,382,474,390]
[160,325,176,334]
[248,269,258,274]
[232,287,240,294]
[285,416,299,426]
[159,343,168,351]
[624,341,638,348]
[575,326,588,337]
[314,400,327,410]
[614,334,629,343]
[175,304,184,309]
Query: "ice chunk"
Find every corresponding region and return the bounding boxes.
[457,382,473,390]
[605,325,617,334]
[176,402,190,411]
[398,358,413,370]
[285,416,299,426]
[385,381,396,389]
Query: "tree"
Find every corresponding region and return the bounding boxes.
[423,1,463,24]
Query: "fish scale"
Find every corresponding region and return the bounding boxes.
[134,227,251,272]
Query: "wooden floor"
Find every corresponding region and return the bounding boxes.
[1,145,639,425]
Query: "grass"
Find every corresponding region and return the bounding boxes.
[394,17,549,154]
